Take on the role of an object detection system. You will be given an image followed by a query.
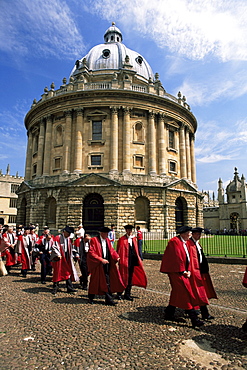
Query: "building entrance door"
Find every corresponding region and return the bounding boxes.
[83,193,104,235]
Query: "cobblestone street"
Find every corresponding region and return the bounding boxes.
[1,260,247,370]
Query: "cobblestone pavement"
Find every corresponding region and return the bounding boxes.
[1,260,247,370]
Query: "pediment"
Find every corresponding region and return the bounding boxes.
[69,173,120,187]
[164,179,198,193]
[16,181,32,194]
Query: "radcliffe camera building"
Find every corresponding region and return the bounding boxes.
[17,23,203,233]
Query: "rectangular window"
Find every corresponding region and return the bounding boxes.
[11,184,19,193]
[9,198,17,208]
[8,215,17,223]
[135,156,143,167]
[91,155,102,166]
[169,130,175,148]
[33,163,37,175]
[169,161,176,173]
[54,158,61,169]
[92,121,102,140]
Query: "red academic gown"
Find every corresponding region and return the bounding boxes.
[87,236,125,295]
[242,266,247,288]
[1,232,18,266]
[188,238,217,299]
[18,234,32,270]
[117,235,147,288]
[52,235,79,283]
[160,235,209,310]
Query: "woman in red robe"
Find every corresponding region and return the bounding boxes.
[17,227,32,277]
[116,224,147,301]
[160,226,209,328]
[87,227,125,305]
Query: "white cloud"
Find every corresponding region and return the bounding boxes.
[0,0,85,59]
[87,0,247,62]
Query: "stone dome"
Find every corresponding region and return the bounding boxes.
[70,22,154,82]
[226,167,242,192]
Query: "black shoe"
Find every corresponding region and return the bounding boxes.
[202,314,214,321]
[88,299,94,304]
[116,295,122,300]
[82,285,88,291]
[52,288,58,295]
[192,319,204,329]
[105,300,117,306]
[124,295,133,301]
[41,281,46,284]
[67,288,77,293]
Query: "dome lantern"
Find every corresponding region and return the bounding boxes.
[104,22,122,43]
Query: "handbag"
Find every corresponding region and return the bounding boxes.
[0,257,8,276]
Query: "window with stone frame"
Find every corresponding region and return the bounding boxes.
[90,154,102,166]
[54,157,61,169]
[33,163,37,176]
[169,161,176,173]
[134,155,144,168]
[11,184,19,193]
[134,122,144,142]
[92,121,102,140]
[9,198,17,208]
[169,129,175,149]
[55,125,63,146]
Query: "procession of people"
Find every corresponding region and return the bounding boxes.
[0,221,246,331]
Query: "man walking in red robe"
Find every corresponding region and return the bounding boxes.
[51,226,79,295]
[117,224,147,301]
[189,227,217,320]
[160,226,209,328]
[87,226,124,306]
[1,226,18,274]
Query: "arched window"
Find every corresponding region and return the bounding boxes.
[55,125,63,146]
[83,193,104,233]
[134,122,144,142]
[230,212,240,233]
[175,197,187,231]
[46,197,57,228]
[135,196,150,230]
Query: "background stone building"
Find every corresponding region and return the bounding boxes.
[0,165,24,226]
[17,23,203,234]
[203,167,247,233]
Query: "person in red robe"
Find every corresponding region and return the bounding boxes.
[160,226,209,328]
[17,227,32,277]
[1,226,18,273]
[189,227,217,320]
[87,226,125,306]
[116,224,147,301]
[242,266,247,332]
[51,226,79,295]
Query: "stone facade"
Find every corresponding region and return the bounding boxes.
[17,23,203,234]
[0,165,24,226]
[203,168,247,233]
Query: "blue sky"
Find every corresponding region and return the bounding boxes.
[1,0,247,197]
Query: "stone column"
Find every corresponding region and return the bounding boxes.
[158,113,166,175]
[24,130,33,180]
[36,119,45,176]
[190,134,196,183]
[110,106,119,173]
[148,111,157,175]
[74,108,83,173]
[179,123,186,178]
[43,115,53,176]
[63,110,73,173]
[185,127,191,180]
[122,107,131,173]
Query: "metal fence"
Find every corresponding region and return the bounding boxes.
[142,232,247,257]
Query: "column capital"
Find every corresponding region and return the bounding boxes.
[63,109,73,118]
[148,110,156,119]
[122,106,132,115]
[75,108,84,116]
[110,106,120,114]
[45,114,53,122]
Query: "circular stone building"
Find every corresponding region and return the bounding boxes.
[17,23,203,234]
